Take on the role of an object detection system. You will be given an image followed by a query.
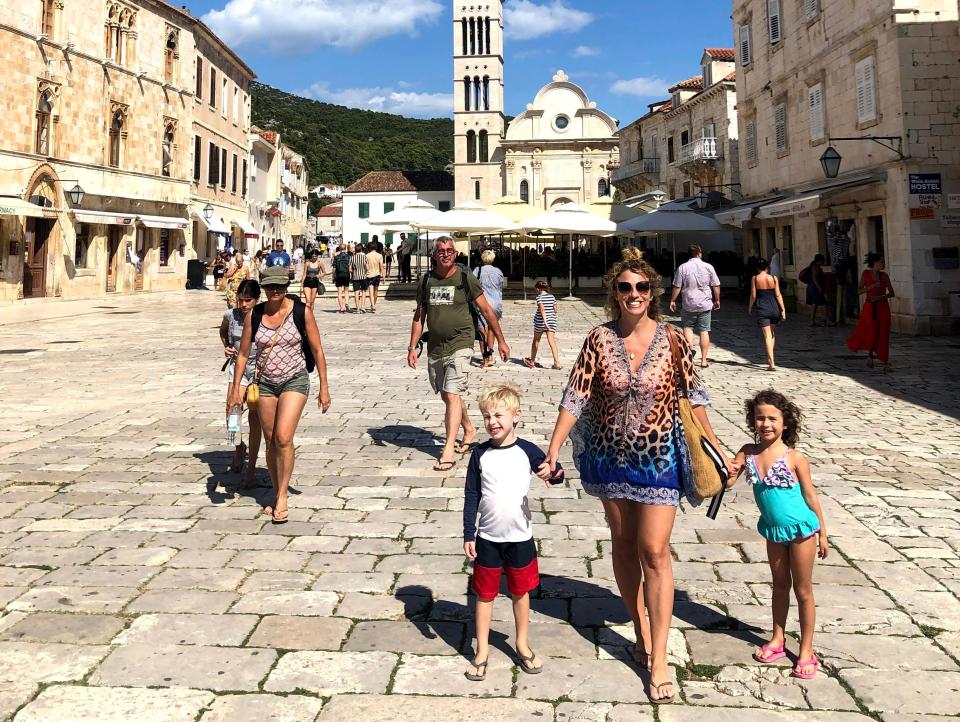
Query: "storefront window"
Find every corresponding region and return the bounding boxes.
[160,229,170,266]
[782,225,794,266]
[74,223,90,268]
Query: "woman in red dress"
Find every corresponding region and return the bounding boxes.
[847,253,894,369]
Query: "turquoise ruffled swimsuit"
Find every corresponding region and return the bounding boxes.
[747,451,820,544]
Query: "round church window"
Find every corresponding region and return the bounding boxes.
[554,115,570,130]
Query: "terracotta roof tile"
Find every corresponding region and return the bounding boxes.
[317,203,343,217]
[258,130,278,143]
[704,48,736,61]
[722,70,736,82]
[344,171,454,194]
[669,76,704,92]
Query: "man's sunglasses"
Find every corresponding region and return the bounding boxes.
[616,281,652,294]
[435,248,456,256]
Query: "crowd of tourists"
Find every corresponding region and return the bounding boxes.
[209,231,903,703]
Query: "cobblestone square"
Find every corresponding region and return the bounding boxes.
[0,289,958,721]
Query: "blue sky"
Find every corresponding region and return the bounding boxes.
[187,0,734,124]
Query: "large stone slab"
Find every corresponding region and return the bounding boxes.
[840,669,960,715]
[344,620,465,655]
[113,613,259,647]
[90,644,277,691]
[264,650,396,695]
[555,703,655,721]
[246,615,352,651]
[0,612,125,644]
[515,658,653,703]
[817,632,958,671]
[0,641,108,685]
[199,693,323,722]
[231,590,339,616]
[7,586,138,613]
[14,685,215,722]
[317,694,554,721]
[391,653,514,697]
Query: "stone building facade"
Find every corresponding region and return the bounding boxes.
[189,19,255,261]
[613,49,738,204]
[281,146,308,249]
[247,128,281,249]
[727,0,960,334]
[0,0,253,302]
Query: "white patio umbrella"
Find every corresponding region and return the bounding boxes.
[366,199,439,232]
[522,203,618,298]
[617,208,725,234]
[415,201,522,234]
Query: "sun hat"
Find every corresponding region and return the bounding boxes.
[260,266,290,286]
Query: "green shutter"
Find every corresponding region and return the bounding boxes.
[359,202,369,219]
[384,202,395,213]
[361,232,369,243]
[385,231,394,246]
[439,201,451,212]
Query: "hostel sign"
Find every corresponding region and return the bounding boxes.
[909,173,942,221]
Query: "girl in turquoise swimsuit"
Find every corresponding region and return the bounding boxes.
[729,389,829,681]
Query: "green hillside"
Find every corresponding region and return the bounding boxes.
[251,82,454,187]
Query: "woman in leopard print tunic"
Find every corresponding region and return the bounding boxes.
[545,247,732,703]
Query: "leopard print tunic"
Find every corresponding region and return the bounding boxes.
[560,322,709,506]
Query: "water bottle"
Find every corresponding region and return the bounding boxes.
[226,404,241,445]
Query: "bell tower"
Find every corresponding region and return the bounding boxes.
[453,2,505,205]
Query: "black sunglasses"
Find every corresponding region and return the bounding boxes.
[617,281,652,294]
[435,248,456,256]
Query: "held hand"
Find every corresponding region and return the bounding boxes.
[498,340,510,362]
[463,541,477,559]
[224,346,237,359]
[407,349,418,370]
[318,387,331,413]
[534,461,553,485]
[817,531,829,559]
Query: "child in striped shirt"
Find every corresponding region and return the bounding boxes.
[523,281,560,370]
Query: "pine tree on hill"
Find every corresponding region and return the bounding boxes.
[251,82,454,188]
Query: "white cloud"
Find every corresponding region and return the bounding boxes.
[572,45,600,58]
[301,82,453,119]
[504,0,593,40]
[203,0,443,52]
[610,76,669,98]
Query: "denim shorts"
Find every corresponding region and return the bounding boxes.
[680,309,712,334]
[259,370,310,398]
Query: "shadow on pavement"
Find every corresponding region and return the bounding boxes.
[192,450,299,507]
[367,425,444,457]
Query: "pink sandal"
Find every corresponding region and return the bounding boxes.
[791,657,820,679]
[752,642,786,664]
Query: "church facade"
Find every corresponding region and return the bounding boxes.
[452,2,619,209]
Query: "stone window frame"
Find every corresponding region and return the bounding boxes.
[164,27,179,85]
[105,3,137,66]
[108,102,128,168]
[805,70,827,147]
[35,83,58,157]
[161,118,176,178]
[851,42,880,130]
[736,14,753,72]
[773,95,790,158]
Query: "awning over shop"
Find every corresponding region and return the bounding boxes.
[715,197,784,227]
[191,211,230,235]
[0,197,54,218]
[755,193,822,220]
[72,209,136,226]
[138,214,188,230]
[232,218,258,238]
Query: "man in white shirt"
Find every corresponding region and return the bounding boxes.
[669,244,721,368]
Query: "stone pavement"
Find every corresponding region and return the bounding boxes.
[0,288,958,721]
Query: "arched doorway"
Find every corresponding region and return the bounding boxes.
[22,171,61,298]
[550,197,573,208]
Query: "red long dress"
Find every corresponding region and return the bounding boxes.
[846,270,891,363]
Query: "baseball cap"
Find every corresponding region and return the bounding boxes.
[260,266,290,286]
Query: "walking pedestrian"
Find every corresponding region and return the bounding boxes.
[748,259,787,371]
[462,384,557,681]
[365,241,386,313]
[384,244,394,279]
[300,250,324,312]
[227,266,331,523]
[800,254,830,326]
[332,245,351,313]
[406,237,510,472]
[399,233,414,283]
[846,252,895,370]
[219,279,262,488]
[224,249,250,309]
[729,390,828,681]
[668,245,720,368]
[542,247,732,703]
[268,240,291,269]
[350,243,370,313]
[523,281,560,370]
[474,250,504,369]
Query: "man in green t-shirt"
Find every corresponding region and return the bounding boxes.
[407,237,510,471]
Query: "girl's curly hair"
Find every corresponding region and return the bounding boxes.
[745,389,803,447]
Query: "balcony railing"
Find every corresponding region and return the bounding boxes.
[679,137,722,164]
[611,157,661,183]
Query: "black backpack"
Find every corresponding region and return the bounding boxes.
[418,268,492,359]
[251,297,316,372]
[334,253,350,278]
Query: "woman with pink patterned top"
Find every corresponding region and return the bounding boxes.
[228,266,331,524]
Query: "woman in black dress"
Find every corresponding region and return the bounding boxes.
[748,258,786,370]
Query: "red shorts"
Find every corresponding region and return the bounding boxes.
[471,536,539,601]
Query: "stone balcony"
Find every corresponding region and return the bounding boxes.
[679,137,722,165]
[611,157,661,184]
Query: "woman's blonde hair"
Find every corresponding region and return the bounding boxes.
[480,249,496,265]
[604,246,662,322]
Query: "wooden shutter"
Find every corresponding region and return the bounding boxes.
[739,24,752,66]
[745,119,757,163]
[803,0,819,21]
[768,0,782,44]
[774,104,788,151]
[808,83,825,141]
[856,56,877,123]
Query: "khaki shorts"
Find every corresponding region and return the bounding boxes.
[428,348,473,396]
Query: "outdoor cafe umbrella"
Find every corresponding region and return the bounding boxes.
[522,202,617,299]
[489,195,542,224]
[415,201,521,262]
[366,199,440,232]
[617,206,725,272]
